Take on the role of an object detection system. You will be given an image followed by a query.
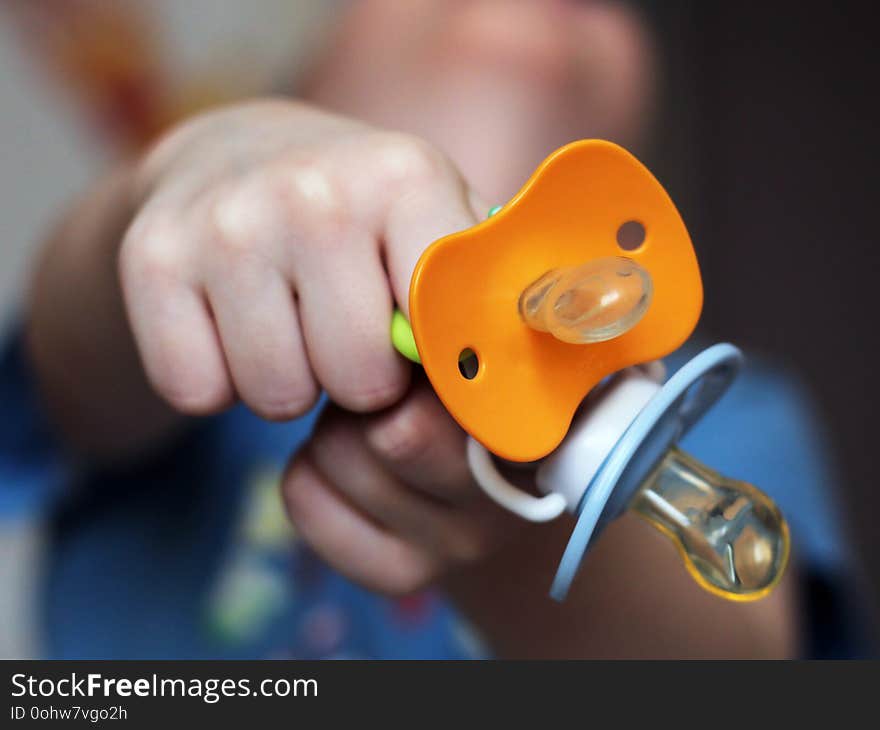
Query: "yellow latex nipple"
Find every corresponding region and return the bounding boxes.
[631,447,790,601]
[518,257,653,344]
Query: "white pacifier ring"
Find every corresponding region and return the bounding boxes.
[466,437,566,522]
[468,362,666,522]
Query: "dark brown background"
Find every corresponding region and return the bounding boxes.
[646,2,879,629]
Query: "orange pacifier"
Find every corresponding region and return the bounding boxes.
[392,140,789,602]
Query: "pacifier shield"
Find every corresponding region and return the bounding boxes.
[409,140,702,461]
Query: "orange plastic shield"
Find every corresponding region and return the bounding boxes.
[409,140,702,462]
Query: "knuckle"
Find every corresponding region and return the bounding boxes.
[120,213,182,283]
[264,157,352,235]
[367,404,433,463]
[205,184,261,259]
[379,549,433,597]
[372,132,449,189]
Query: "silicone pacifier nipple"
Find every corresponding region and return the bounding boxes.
[518,256,653,344]
[631,447,790,601]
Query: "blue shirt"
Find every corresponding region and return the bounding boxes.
[0,329,869,658]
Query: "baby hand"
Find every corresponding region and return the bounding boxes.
[121,99,482,420]
[282,378,522,595]
[122,100,520,592]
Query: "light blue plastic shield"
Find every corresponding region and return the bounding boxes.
[550,343,744,601]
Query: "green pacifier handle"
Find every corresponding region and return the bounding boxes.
[391,310,421,363]
[391,205,502,364]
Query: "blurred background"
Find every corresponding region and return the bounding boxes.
[0,1,877,655]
